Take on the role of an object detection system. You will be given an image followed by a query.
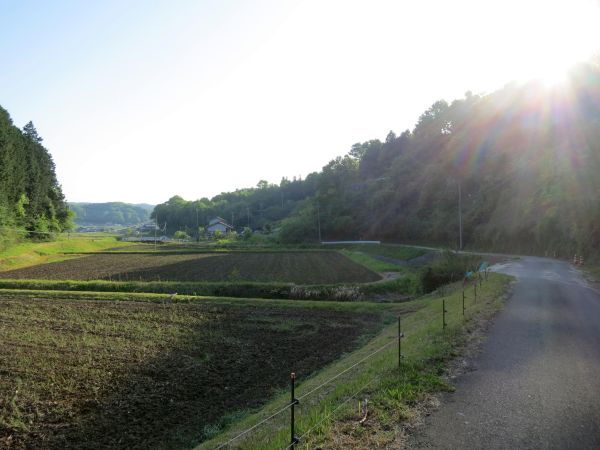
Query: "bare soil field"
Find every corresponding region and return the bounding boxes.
[0,252,380,284]
[0,292,384,450]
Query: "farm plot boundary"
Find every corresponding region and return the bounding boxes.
[0,291,404,450]
[0,274,420,301]
[0,252,381,285]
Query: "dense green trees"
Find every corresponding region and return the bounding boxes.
[156,60,600,255]
[0,107,72,247]
[151,176,319,237]
[69,202,153,226]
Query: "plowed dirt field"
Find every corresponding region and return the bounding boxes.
[0,252,380,284]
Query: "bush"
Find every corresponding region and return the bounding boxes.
[173,230,190,240]
[419,251,481,293]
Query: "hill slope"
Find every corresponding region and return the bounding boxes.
[154,60,600,256]
[69,202,153,226]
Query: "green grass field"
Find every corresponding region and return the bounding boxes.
[337,244,430,273]
[336,244,428,261]
[0,234,131,271]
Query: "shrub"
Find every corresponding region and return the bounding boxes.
[419,251,481,293]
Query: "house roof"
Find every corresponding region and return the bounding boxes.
[207,217,233,230]
[208,217,228,226]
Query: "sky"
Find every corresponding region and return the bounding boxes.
[1,0,599,204]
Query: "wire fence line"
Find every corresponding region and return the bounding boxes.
[212,336,400,449]
[214,401,296,450]
[297,337,397,402]
[282,372,384,450]
[212,272,494,450]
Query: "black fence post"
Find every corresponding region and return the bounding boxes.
[443,299,447,329]
[474,283,477,303]
[462,288,465,316]
[290,373,299,449]
[398,315,404,375]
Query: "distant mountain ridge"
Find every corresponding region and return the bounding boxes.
[69,202,154,226]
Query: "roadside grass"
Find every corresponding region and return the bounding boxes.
[0,291,403,450]
[582,264,600,283]
[0,234,130,271]
[197,273,511,450]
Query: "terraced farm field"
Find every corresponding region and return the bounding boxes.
[0,292,389,450]
[0,251,380,284]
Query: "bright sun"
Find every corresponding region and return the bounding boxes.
[492,0,600,86]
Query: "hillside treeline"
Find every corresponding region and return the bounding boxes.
[155,61,600,255]
[69,202,153,226]
[0,107,72,247]
[152,177,319,235]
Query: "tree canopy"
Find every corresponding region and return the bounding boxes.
[69,202,153,226]
[0,108,72,245]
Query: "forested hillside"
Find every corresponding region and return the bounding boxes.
[152,177,318,235]
[154,60,600,255]
[0,107,72,248]
[69,202,153,226]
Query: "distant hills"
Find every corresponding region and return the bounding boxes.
[69,202,154,226]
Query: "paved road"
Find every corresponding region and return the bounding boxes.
[408,256,600,450]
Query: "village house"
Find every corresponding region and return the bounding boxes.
[206,217,234,235]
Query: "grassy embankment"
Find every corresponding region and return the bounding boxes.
[338,244,428,273]
[0,234,130,271]
[198,272,511,449]
[582,262,600,283]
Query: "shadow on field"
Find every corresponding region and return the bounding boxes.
[33,304,380,450]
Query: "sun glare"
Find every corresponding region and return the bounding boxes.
[495,0,600,87]
[537,62,570,87]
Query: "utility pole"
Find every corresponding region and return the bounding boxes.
[316,202,322,243]
[196,208,199,241]
[247,206,250,229]
[154,215,158,252]
[458,181,463,251]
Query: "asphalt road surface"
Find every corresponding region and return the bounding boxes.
[408,256,600,450]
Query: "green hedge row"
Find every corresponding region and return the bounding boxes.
[0,276,420,302]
